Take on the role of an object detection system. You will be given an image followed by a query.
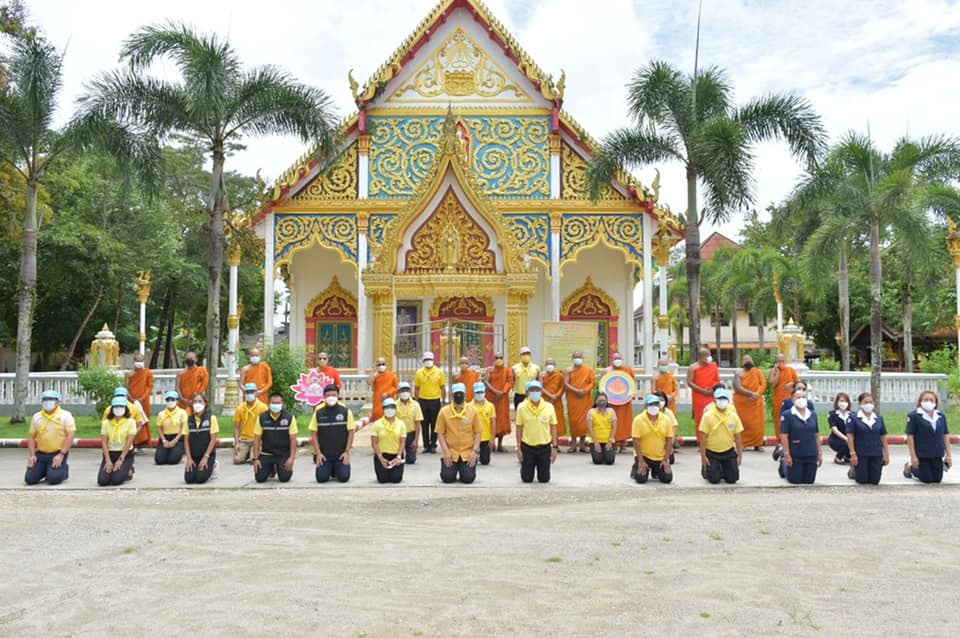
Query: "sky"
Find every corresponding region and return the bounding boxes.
[23,0,960,243]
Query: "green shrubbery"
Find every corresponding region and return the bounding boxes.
[264,342,308,414]
[77,366,123,416]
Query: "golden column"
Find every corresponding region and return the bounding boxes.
[135,271,152,356]
[366,275,395,369]
[506,289,532,361]
[223,244,242,411]
[946,219,960,369]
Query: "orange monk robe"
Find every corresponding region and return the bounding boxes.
[540,371,567,437]
[772,365,800,437]
[566,365,596,438]
[486,365,514,436]
[370,371,399,421]
[609,365,637,442]
[242,362,274,397]
[178,366,210,414]
[734,367,767,447]
[691,362,721,430]
[316,366,342,391]
[127,368,154,445]
[454,369,480,402]
[654,371,679,409]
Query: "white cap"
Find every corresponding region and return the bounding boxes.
[422,351,434,361]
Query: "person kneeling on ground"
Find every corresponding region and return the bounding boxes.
[515,380,559,484]
[698,387,744,484]
[234,383,267,464]
[779,386,822,485]
[372,398,406,484]
[904,390,953,483]
[630,395,674,484]
[396,381,423,465]
[436,383,482,484]
[254,392,298,483]
[154,391,186,465]
[846,393,889,485]
[472,381,496,465]
[184,394,219,484]
[586,392,617,465]
[309,384,355,483]
[25,390,75,485]
[98,396,137,486]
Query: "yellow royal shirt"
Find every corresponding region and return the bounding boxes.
[30,407,76,453]
[101,401,146,425]
[156,407,188,436]
[589,408,616,444]
[472,399,496,442]
[371,417,406,455]
[436,403,482,461]
[512,362,541,395]
[631,412,672,461]
[235,399,268,440]
[699,405,744,453]
[515,399,557,447]
[396,398,424,434]
[101,416,138,451]
[414,366,446,400]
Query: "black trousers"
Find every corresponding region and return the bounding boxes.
[375,453,404,484]
[98,451,134,486]
[513,393,526,410]
[440,458,477,484]
[315,455,350,483]
[184,450,216,484]
[520,442,552,483]
[853,455,883,485]
[405,431,418,465]
[703,448,739,484]
[255,454,292,483]
[479,440,492,465]
[420,399,441,450]
[154,434,184,465]
[591,442,616,465]
[25,451,69,485]
[913,457,944,484]
[633,457,672,484]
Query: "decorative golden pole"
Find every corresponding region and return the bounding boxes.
[223,243,243,412]
[135,271,152,356]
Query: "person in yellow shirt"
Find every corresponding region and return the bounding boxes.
[371,398,407,484]
[154,390,187,465]
[184,393,219,484]
[414,351,446,453]
[234,382,268,464]
[101,386,148,454]
[99,396,138,486]
[472,381,496,465]
[587,392,617,465]
[254,392,299,483]
[436,383,482,484]
[309,384,356,483]
[396,381,423,464]
[25,390,75,485]
[515,380,558,483]
[698,387,744,484]
[511,345,540,410]
[654,391,680,463]
[631,395,674,484]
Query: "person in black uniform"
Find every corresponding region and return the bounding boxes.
[779,386,822,484]
[904,390,953,483]
[184,393,219,484]
[827,392,852,464]
[846,393,889,484]
[253,392,298,483]
[309,384,356,483]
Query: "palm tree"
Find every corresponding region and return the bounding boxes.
[0,32,158,422]
[666,262,688,362]
[80,22,338,403]
[722,246,786,361]
[586,60,824,356]
[799,132,960,398]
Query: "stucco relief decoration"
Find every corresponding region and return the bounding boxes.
[275,214,358,266]
[404,188,496,273]
[561,214,642,266]
[294,144,359,200]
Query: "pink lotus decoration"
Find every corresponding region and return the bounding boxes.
[291,369,336,408]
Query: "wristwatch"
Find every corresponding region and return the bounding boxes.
[473,448,480,454]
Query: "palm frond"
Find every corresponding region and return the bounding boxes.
[735,93,825,166]
[585,127,684,202]
[77,69,192,137]
[694,118,753,221]
[693,66,732,124]
[626,60,686,127]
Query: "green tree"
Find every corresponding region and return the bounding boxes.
[585,60,824,356]
[724,246,787,357]
[79,21,338,403]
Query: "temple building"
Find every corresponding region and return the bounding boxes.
[256,0,683,374]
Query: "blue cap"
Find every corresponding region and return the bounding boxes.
[40,390,60,400]
[398,381,412,391]
[383,398,397,408]
[243,383,258,392]
[473,381,487,393]
[451,383,466,394]
[644,394,661,405]
[164,391,179,400]
[113,386,129,397]
[111,396,127,407]
[526,380,543,391]
[714,387,731,400]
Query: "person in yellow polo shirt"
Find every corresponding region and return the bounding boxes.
[515,380,558,483]
[396,381,423,464]
[472,381,496,465]
[436,383,482,483]
[699,387,744,484]
[25,390,76,485]
[234,382,267,464]
[631,395,674,484]
[99,396,138,486]
[587,392,617,465]
[154,390,187,465]
[101,386,148,453]
[371,398,407,484]
[512,345,540,410]
[414,351,447,454]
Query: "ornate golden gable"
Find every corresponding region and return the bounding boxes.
[430,295,495,318]
[305,276,358,318]
[405,188,497,273]
[561,276,620,317]
[560,142,626,201]
[291,143,358,201]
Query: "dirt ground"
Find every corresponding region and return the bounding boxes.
[0,486,958,637]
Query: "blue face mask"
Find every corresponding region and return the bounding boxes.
[245,393,256,402]
[42,400,56,413]
[269,403,283,413]
[528,391,541,402]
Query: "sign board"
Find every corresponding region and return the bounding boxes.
[542,321,599,369]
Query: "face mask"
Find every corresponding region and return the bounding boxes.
[597,400,607,408]
[42,400,56,412]
[245,393,256,402]
[921,400,936,412]
[134,361,144,369]
[193,403,205,413]
[453,393,465,404]
[249,356,260,364]
[706,356,713,364]
[715,399,729,411]
[113,407,126,417]
[377,364,386,371]
[521,355,531,363]
[646,405,660,416]
[573,358,583,366]
[269,403,283,413]
[860,403,874,414]
[545,364,556,373]
[166,400,177,410]
[185,359,196,368]
[528,391,541,402]
[400,391,411,400]
[325,396,339,407]
[495,358,504,366]
[659,365,669,373]
[837,401,849,411]
[475,396,485,403]
[743,362,754,370]
[424,360,434,368]
[384,408,397,418]
[794,398,808,410]
[613,358,623,367]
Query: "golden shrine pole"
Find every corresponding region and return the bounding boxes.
[135,271,152,356]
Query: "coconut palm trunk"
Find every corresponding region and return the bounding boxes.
[869,211,882,401]
[685,167,701,353]
[12,178,39,422]
[205,145,227,402]
[838,242,851,371]
[902,281,913,372]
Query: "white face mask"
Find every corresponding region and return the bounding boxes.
[613,358,623,367]
[249,356,260,364]
[573,357,583,366]
[245,393,256,403]
[706,356,713,364]
[860,403,874,414]
[794,397,808,410]
[475,396,485,403]
[134,361,144,369]
[113,407,126,417]
[377,364,386,371]
[424,360,434,368]
[325,396,339,407]
[399,391,411,400]
[837,401,849,411]
[166,400,177,410]
[41,400,57,412]
[659,365,669,373]
[193,403,205,414]
[384,408,397,418]
[545,364,556,373]
[921,400,936,412]
[646,405,660,416]
[715,399,729,411]
[269,403,283,413]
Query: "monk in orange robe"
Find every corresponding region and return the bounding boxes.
[539,357,566,437]
[564,351,596,452]
[367,355,399,421]
[653,358,679,408]
[485,353,514,451]
[176,351,209,415]
[454,357,480,402]
[127,352,154,447]
[733,354,767,448]
[687,348,720,439]
[606,351,636,446]
[241,347,273,400]
[769,353,799,437]
[314,351,342,390]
